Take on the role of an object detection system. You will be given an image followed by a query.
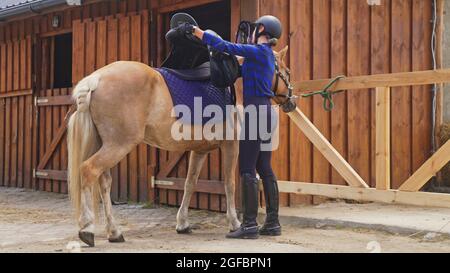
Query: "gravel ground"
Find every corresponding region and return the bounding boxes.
[1,187,449,253]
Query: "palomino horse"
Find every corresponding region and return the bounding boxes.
[67,46,292,247]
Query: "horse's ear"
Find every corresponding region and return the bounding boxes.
[277,46,289,62]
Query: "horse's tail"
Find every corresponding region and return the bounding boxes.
[67,74,102,221]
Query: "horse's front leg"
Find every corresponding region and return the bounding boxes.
[176,151,208,234]
[222,140,241,232]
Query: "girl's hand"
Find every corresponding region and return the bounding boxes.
[192,26,205,40]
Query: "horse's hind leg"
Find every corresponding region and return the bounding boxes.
[99,169,124,243]
[176,151,208,234]
[221,140,241,232]
[79,144,136,246]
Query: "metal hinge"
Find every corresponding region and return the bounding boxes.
[35,97,49,106]
[33,169,49,178]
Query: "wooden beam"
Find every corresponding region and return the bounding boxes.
[375,87,391,190]
[34,169,67,181]
[0,89,32,99]
[153,178,225,195]
[35,95,74,107]
[157,0,222,13]
[156,151,187,178]
[287,108,369,188]
[36,106,75,170]
[399,140,450,192]
[294,69,450,93]
[240,0,259,22]
[278,181,450,208]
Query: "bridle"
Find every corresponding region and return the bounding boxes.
[236,20,297,112]
[273,60,297,112]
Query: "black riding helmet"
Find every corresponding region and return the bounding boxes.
[255,15,282,40]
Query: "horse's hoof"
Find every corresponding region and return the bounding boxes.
[79,231,95,247]
[108,234,125,243]
[176,227,192,234]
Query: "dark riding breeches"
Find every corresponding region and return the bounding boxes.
[239,96,277,179]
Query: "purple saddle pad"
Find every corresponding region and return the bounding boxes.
[156,68,234,125]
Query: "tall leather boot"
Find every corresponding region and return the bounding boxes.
[260,174,281,236]
[226,174,259,239]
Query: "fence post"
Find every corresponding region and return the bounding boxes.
[375,86,391,190]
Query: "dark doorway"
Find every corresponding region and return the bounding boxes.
[53,33,72,88]
[169,0,231,40]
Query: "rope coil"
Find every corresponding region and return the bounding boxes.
[301,75,346,111]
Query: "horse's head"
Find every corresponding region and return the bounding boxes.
[272,46,296,113]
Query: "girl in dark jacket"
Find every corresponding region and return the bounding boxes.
[181,15,283,239]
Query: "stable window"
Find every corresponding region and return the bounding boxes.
[53,33,72,88]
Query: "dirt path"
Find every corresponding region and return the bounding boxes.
[1,187,449,253]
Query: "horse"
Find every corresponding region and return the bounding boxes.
[67,46,292,247]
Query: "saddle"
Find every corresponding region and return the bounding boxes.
[161,13,239,89]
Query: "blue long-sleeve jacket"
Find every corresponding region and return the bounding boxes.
[202,32,275,98]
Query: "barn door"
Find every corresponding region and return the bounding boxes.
[0,36,33,190]
[34,11,154,203]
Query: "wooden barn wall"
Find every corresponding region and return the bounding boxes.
[0,0,155,203]
[269,0,433,205]
[0,0,434,209]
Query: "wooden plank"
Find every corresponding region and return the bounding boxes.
[287,108,369,188]
[35,169,67,181]
[129,149,139,202]
[35,95,74,106]
[157,0,221,13]
[0,99,4,186]
[347,0,371,189]
[96,20,107,69]
[17,96,25,187]
[312,0,331,204]
[20,39,27,90]
[209,149,221,211]
[330,0,347,186]
[411,0,433,176]
[0,44,6,92]
[45,89,53,192]
[85,21,96,75]
[0,89,33,99]
[72,20,85,85]
[154,179,225,195]
[375,87,391,190]
[294,69,450,93]
[131,14,142,62]
[60,88,70,194]
[399,140,450,192]
[52,89,61,193]
[13,41,20,91]
[7,42,13,91]
[10,97,18,187]
[157,151,186,178]
[138,144,148,202]
[24,95,33,189]
[107,17,118,65]
[141,10,149,65]
[277,181,450,209]
[288,0,313,206]
[391,0,412,189]
[4,99,10,186]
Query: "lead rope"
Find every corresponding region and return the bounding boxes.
[301,75,346,112]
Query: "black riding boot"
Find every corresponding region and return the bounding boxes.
[260,175,281,236]
[226,174,259,239]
